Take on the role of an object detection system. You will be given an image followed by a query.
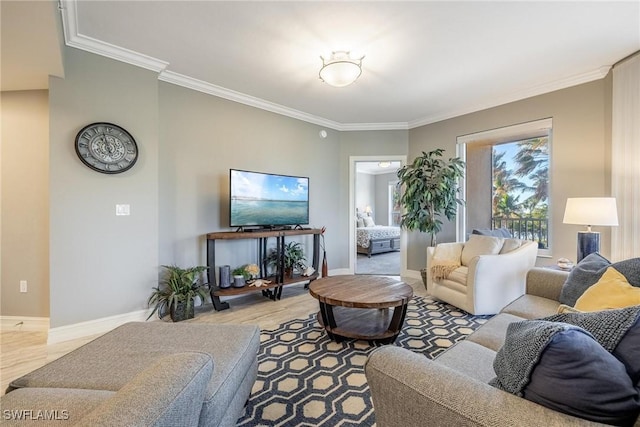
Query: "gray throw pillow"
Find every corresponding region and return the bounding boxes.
[558,253,610,306]
[471,228,511,238]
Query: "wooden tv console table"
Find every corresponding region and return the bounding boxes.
[206,228,322,310]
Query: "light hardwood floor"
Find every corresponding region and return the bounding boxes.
[0,276,425,395]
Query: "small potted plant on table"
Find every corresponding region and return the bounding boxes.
[147,265,209,322]
[266,241,307,279]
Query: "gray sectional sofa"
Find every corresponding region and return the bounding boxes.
[2,322,260,426]
[365,267,640,427]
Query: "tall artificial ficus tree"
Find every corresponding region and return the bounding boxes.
[396,148,465,246]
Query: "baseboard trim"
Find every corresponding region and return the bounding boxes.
[0,316,50,332]
[47,309,154,345]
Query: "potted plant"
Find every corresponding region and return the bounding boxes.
[266,241,306,278]
[147,265,209,322]
[396,148,465,247]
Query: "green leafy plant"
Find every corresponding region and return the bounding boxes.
[265,241,306,277]
[232,266,250,279]
[396,148,465,246]
[147,265,209,322]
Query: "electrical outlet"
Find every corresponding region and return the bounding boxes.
[116,204,130,216]
[20,280,27,293]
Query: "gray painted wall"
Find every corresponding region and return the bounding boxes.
[406,77,613,271]
[158,82,342,273]
[1,90,50,317]
[355,172,374,218]
[48,49,159,327]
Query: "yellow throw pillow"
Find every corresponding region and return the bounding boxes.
[574,267,640,312]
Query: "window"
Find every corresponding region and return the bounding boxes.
[457,118,552,255]
[492,137,549,248]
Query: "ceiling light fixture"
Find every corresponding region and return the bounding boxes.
[378,161,391,168]
[319,51,364,88]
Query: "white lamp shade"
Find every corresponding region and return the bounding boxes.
[563,197,618,226]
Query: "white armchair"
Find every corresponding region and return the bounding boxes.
[426,235,538,315]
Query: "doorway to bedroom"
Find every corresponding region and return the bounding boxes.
[352,158,405,276]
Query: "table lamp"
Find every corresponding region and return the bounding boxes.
[563,197,618,262]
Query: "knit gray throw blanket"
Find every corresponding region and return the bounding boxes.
[490,306,640,396]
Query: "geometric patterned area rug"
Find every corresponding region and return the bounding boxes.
[236,295,491,426]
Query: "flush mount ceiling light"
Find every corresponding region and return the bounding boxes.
[378,161,391,168]
[319,51,364,88]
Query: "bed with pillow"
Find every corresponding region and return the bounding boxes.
[355,215,401,257]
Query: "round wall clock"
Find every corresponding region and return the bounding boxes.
[74,122,138,174]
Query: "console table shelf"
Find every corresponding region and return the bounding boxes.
[206,229,322,310]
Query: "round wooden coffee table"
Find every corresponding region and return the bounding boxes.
[308,275,413,344]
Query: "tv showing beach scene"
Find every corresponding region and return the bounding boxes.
[230,169,309,227]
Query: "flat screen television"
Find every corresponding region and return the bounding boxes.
[230,169,309,229]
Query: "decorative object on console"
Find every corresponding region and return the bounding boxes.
[248,278,272,287]
[74,122,138,174]
[218,265,231,289]
[319,51,364,87]
[563,197,618,262]
[147,265,209,322]
[320,226,328,277]
[396,148,465,246]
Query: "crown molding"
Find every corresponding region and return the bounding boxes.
[339,122,409,131]
[59,0,168,73]
[158,70,345,130]
[408,66,611,129]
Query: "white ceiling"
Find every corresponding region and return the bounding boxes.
[356,161,402,175]
[4,1,640,130]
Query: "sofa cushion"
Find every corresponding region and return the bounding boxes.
[0,388,114,425]
[435,340,497,383]
[501,294,560,320]
[467,313,525,352]
[574,266,640,311]
[460,235,504,266]
[75,352,213,427]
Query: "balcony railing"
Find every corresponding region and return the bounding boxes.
[491,217,549,249]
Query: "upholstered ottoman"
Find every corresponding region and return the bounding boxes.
[7,322,260,427]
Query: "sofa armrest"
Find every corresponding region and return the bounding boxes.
[75,352,213,427]
[365,346,602,427]
[525,267,569,301]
